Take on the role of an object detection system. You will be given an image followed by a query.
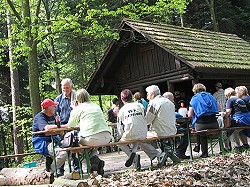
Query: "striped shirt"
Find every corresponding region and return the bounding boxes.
[213,89,226,111]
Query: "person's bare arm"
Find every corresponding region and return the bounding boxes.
[223,108,232,128]
[44,124,57,131]
[225,108,232,116]
[217,102,222,112]
[188,107,194,117]
[44,124,68,131]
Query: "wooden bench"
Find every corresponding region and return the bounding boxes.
[188,125,250,159]
[220,125,250,132]
[0,152,39,159]
[61,134,184,179]
[190,129,224,157]
[0,152,39,168]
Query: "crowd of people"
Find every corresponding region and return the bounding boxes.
[31,79,250,177]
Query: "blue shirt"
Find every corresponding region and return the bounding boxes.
[190,91,219,125]
[242,95,250,111]
[32,112,60,155]
[55,91,76,124]
[226,96,248,115]
[32,112,55,134]
[141,98,148,111]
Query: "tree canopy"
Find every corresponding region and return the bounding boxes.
[0,0,249,158]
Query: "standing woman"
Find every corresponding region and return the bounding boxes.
[188,83,219,158]
[67,89,112,176]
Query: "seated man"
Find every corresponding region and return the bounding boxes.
[32,99,68,174]
[163,92,190,159]
[139,85,181,166]
[117,89,148,170]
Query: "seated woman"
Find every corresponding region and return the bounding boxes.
[235,86,250,149]
[188,83,219,158]
[117,89,147,169]
[67,89,112,176]
[224,87,250,150]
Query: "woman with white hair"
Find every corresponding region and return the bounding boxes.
[67,89,111,176]
[232,86,250,149]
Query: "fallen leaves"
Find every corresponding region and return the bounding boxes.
[98,151,250,186]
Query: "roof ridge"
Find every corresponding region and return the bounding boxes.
[124,19,239,38]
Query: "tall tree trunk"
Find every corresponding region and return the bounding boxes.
[43,0,60,94]
[23,0,41,116]
[205,0,219,31]
[28,43,41,116]
[7,0,41,117]
[49,27,60,94]
[7,11,24,164]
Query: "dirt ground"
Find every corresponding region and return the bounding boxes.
[55,140,224,178]
[5,139,247,186]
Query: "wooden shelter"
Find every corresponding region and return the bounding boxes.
[86,18,250,101]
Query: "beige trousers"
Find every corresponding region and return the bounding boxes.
[79,131,111,157]
[47,143,67,172]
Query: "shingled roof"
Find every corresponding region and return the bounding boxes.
[123,19,250,70]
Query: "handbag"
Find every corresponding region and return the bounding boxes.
[61,130,79,148]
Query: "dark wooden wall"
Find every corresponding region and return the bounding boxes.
[115,41,190,92]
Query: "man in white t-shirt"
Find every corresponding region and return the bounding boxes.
[117,89,147,169]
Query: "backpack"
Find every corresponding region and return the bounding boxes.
[107,108,117,123]
[61,130,79,148]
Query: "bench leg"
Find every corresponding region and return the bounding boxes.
[169,139,174,151]
[187,129,193,160]
[75,152,83,179]
[84,149,91,176]
[208,135,214,156]
[219,130,225,154]
[51,137,57,178]
[158,139,181,164]
[150,160,154,168]
[66,151,72,173]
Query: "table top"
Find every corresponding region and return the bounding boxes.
[176,117,191,123]
[176,117,192,128]
[32,127,79,136]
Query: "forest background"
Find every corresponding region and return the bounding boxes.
[0,0,249,166]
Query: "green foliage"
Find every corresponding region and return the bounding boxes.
[185,0,250,41]
[91,95,118,121]
[0,105,34,156]
[1,0,192,105]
